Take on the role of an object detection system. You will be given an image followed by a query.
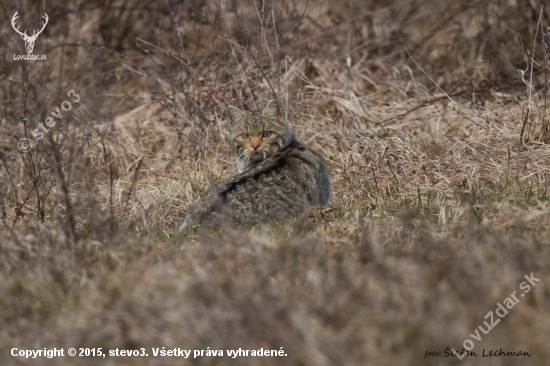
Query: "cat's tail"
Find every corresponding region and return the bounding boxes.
[178,190,225,233]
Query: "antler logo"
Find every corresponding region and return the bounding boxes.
[11,11,49,54]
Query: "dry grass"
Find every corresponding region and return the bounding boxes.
[1,0,550,365]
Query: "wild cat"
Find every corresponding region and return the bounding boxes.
[179,99,331,232]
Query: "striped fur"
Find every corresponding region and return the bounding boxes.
[179,100,331,232]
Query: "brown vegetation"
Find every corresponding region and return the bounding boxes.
[1,0,550,365]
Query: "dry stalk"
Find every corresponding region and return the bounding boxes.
[540,24,549,140]
[403,48,487,131]
[51,142,77,246]
[121,157,144,220]
[220,7,256,109]
[517,6,543,173]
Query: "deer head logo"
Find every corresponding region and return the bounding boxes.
[11,11,49,54]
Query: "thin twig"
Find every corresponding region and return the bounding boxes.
[121,157,144,220]
[403,48,487,130]
[517,6,543,173]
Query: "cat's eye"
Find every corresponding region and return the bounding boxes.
[262,131,272,138]
[241,133,250,139]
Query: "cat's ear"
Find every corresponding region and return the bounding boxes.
[227,106,247,125]
[261,99,281,124]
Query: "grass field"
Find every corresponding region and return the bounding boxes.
[1,0,550,365]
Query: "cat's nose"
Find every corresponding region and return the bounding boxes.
[251,144,259,150]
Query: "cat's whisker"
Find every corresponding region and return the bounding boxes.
[237,159,246,173]
[236,150,252,172]
[236,153,252,173]
[237,151,247,160]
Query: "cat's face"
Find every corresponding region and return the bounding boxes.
[228,99,293,172]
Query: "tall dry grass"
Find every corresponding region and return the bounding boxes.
[1,0,550,365]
